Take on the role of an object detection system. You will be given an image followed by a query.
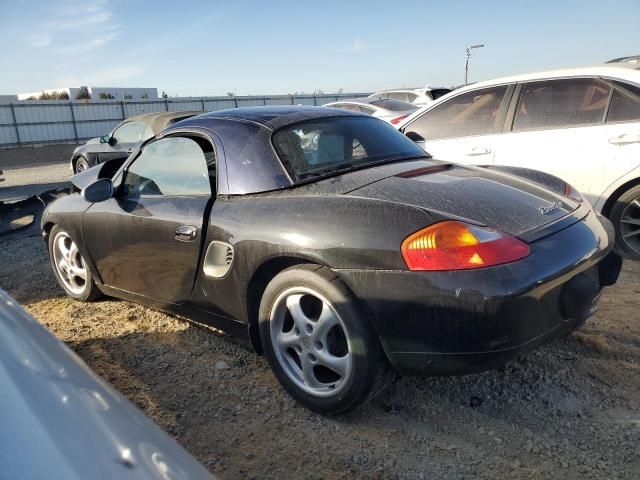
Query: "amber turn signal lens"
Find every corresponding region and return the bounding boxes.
[401,221,531,271]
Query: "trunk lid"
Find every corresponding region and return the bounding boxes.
[345,163,580,238]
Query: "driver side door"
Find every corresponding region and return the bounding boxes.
[83,135,215,303]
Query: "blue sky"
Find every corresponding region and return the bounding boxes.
[0,0,639,96]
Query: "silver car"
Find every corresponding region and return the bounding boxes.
[0,289,213,480]
[323,97,418,125]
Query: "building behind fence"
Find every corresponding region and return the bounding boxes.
[0,93,370,147]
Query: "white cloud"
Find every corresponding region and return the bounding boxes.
[56,64,145,87]
[25,0,120,53]
[26,33,52,48]
[341,38,366,53]
[56,29,120,55]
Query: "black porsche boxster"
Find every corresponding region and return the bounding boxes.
[42,106,622,414]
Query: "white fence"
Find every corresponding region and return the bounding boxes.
[0,93,370,146]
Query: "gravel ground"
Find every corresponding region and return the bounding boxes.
[0,144,73,201]
[1,151,639,479]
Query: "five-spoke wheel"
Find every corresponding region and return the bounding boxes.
[52,231,88,295]
[48,225,101,301]
[618,196,640,256]
[259,265,387,414]
[610,185,640,259]
[270,288,352,397]
[75,156,90,174]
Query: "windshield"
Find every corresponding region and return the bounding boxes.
[272,116,425,182]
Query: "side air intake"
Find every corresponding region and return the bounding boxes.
[203,241,234,278]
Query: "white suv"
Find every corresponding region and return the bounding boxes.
[369,86,452,107]
[399,64,640,258]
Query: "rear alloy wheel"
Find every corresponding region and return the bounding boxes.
[269,287,353,397]
[49,225,101,301]
[610,185,640,259]
[75,156,90,173]
[259,265,388,414]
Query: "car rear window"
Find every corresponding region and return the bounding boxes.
[606,81,640,123]
[369,99,416,111]
[429,88,452,100]
[513,78,610,130]
[272,116,425,182]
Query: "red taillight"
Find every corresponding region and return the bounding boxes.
[401,221,531,271]
[563,183,583,202]
[390,115,408,125]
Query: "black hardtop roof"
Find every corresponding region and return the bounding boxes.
[186,105,362,131]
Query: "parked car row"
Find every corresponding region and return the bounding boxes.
[52,59,639,414]
[369,86,452,106]
[70,86,453,174]
[49,103,622,414]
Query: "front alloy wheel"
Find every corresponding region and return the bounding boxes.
[75,156,90,173]
[48,225,101,301]
[52,231,88,294]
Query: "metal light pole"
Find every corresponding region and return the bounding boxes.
[465,44,485,85]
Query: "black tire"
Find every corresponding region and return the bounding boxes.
[258,264,389,414]
[609,184,640,260]
[48,225,102,301]
[74,156,90,173]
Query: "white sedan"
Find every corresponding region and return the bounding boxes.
[369,86,452,106]
[399,63,640,258]
[324,98,418,125]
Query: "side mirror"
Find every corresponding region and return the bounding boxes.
[82,178,113,203]
[405,131,425,142]
[99,135,110,144]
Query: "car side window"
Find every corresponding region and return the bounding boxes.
[358,105,376,115]
[406,92,418,102]
[113,121,153,144]
[513,78,611,131]
[406,85,508,140]
[123,137,214,196]
[387,92,409,102]
[606,81,640,123]
[430,88,452,100]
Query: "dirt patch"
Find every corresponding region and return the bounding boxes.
[1,235,639,480]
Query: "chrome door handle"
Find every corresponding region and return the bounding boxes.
[465,146,492,156]
[609,133,640,145]
[175,225,198,242]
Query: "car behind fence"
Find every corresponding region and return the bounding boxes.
[0,93,370,147]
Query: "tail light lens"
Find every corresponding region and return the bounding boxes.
[390,115,409,125]
[401,221,531,271]
[563,183,583,202]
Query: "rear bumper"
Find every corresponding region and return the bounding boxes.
[338,212,622,375]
